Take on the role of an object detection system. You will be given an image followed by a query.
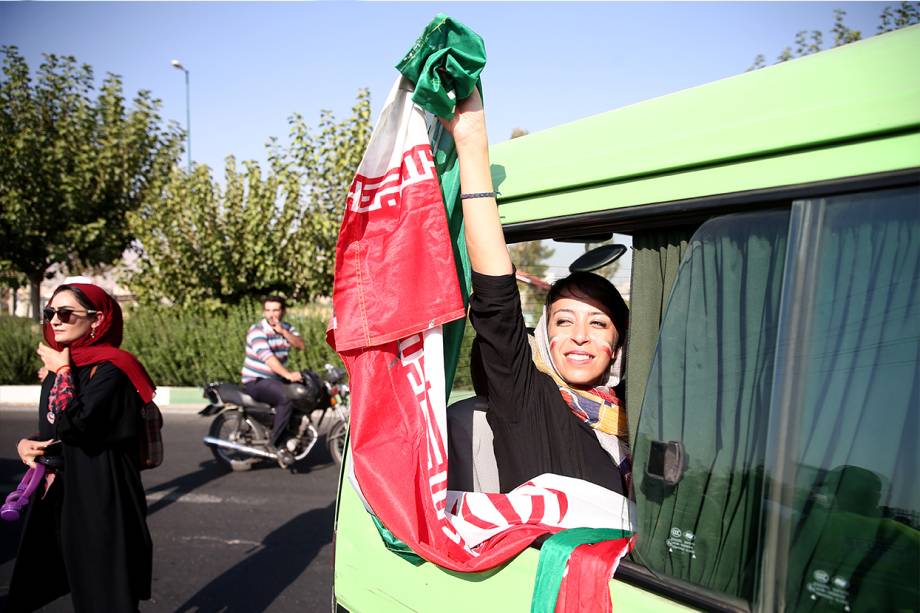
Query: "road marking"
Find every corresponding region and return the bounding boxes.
[0,489,267,505]
[180,535,263,547]
[146,491,267,505]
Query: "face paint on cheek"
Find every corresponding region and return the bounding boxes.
[595,338,614,357]
[549,336,563,350]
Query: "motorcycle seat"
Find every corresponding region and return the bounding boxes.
[217,383,273,411]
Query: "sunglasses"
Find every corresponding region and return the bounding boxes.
[42,307,98,324]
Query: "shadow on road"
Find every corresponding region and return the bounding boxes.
[173,501,335,613]
[145,459,230,516]
[2,456,233,568]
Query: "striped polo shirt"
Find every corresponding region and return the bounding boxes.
[241,320,301,383]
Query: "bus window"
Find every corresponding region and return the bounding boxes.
[631,208,791,603]
[629,185,920,609]
[769,185,919,612]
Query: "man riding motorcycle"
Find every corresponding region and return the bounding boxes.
[241,295,305,464]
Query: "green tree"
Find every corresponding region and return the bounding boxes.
[830,8,863,46]
[878,1,920,31]
[508,240,555,279]
[508,240,556,325]
[126,89,372,307]
[0,46,183,319]
[0,265,27,317]
[747,54,767,72]
[747,3,919,71]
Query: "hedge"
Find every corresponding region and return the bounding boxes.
[0,306,478,390]
[0,316,43,384]
[0,304,340,387]
[121,302,342,386]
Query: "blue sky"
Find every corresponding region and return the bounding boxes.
[2,2,887,173]
[0,1,889,278]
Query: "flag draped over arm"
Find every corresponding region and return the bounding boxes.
[327,12,635,608]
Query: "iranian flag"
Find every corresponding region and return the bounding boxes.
[328,73,634,605]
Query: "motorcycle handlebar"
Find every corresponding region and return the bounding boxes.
[301,364,347,386]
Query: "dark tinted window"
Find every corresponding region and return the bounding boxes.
[632,209,790,601]
[632,186,920,610]
[776,187,920,612]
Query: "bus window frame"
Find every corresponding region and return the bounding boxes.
[501,168,920,245]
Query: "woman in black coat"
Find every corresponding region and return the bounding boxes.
[8,282,156,612]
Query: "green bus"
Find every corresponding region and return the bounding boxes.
[333,25,920,612]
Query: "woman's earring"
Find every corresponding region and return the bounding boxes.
[90,328,96,340]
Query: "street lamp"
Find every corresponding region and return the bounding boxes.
[170,59,191,172]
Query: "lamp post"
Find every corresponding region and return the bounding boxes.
[170,59,191,172]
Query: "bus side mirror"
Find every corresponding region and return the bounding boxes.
[645,440,686,487]
[568,243,628,273]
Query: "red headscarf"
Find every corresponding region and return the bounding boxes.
[43,283,156,404]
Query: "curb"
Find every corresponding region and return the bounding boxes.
[0,403,205,415]
[0,385,205,414]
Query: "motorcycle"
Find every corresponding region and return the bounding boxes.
[200,363,350,471]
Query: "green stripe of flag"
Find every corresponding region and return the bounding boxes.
[531,528,634,613]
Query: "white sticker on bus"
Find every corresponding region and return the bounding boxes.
[806,569,852,611]
[665,527,697,558]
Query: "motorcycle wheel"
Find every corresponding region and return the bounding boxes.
[208,410,258,472]
[327,420,348,466]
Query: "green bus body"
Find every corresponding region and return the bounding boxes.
[334,26,920,613]
[491,24,919,228]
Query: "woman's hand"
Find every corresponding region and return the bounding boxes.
[17,438,54,468]
[441,87,488,153]
[37,343,70,374]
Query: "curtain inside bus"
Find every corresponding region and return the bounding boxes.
[625,228,692,445]
[630,209,790,601]
[781,186,919,612]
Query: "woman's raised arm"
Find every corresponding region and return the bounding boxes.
[443,88,513,276]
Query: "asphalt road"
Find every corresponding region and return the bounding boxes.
[0,408,341,612]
